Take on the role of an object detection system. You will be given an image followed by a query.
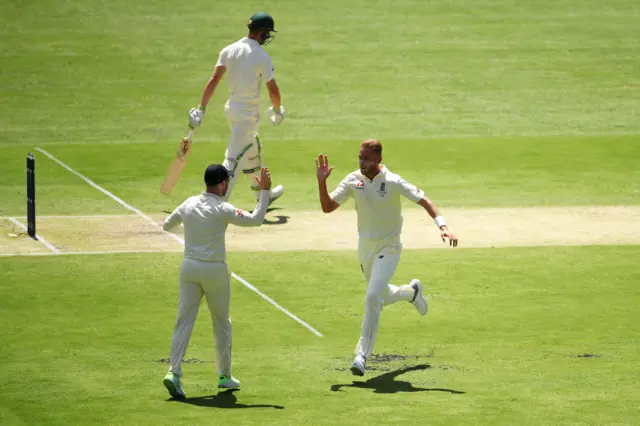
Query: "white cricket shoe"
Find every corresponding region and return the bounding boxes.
[410,279,428,316]
[218,375,241,389]
[163,372,186,399]
[350,355,366,376]
[268,185,285,206]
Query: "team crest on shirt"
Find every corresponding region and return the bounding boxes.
[377,182,387,197]
[355,180,364,189]
[235,209,243,216]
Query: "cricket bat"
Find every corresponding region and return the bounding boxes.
[160,128,195,195]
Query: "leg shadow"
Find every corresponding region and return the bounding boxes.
[330,364,465,395]
[246,207,289,225]
[263,215,289,225]
[172,389,285,409]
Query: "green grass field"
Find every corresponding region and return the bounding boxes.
[1,0,639,424]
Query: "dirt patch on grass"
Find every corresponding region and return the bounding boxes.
[38,216,180,252]
[2,206,639,255]
[368,354,425,363]
[0,218,46,254]
[222,205,640,251]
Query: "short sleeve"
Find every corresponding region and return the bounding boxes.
[215,48,228,67]
[396,178,424,202]
[330,176,353,205]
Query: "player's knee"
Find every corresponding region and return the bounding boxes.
[213,314,232,329]
[365,289,384,308]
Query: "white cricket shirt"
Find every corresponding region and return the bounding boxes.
[216,37,275,112]
[330,166,424,242]
[163,191,269,262]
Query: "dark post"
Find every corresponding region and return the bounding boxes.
[27,153,36,239]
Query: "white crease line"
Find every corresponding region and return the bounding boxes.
[36,147,323,337]
[0,249,184,257]
[230,272,324,337]
[6,217,60,253]
[35,148,183,245]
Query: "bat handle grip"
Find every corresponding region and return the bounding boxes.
[186,128,196,141]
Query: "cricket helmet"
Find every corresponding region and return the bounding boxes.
[247,12,277,32]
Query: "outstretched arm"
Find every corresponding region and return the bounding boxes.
[316,154,340,213]
[223,195,269,227]
[417,196,458,247]
[222,168,272,227]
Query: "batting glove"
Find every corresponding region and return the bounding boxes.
[267,105,285,125]
[188,106,205,128]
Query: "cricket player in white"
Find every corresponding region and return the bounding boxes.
[187,12,285,205]
[161,163,272,399]
[315,140,459,376]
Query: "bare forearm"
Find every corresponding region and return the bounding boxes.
[317,179,337,213]
[200,66,226,109]
[269,89,281,109]
[200,78,218,109]
[417,196,457,245]
[418,197,442,220]
[266,80,281,109]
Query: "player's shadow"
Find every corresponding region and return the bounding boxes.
[330,364,465,395]
[263,215,289,225]
[254,207,289,225]
[172,389,285,409]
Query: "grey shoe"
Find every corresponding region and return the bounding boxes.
[350,355,366,376]
[410,279,428,316]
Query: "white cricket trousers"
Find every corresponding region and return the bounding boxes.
[222,106,262,201]
[168,258,232,378]
[355,239,415,358]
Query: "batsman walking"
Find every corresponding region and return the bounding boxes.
[188,12,285,205]
[315,140,459,376]
[162,164,272,399]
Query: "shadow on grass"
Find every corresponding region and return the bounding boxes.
[169,389,285,409]
[330,364,465,395]
[263,215,289,225]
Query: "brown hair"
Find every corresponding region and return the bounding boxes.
[360,139,382,155]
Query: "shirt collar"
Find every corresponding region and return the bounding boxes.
[357,165,387,181]
[201,191,222,200]
[242,37,261,48]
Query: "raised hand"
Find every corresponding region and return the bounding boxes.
[253,167,272,190]
[315,154,334,181]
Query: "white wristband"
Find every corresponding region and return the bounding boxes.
[434,216,447,228]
